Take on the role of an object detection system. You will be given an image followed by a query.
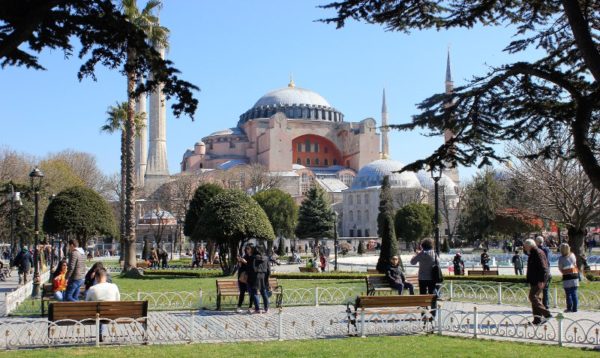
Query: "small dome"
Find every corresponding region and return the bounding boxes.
[140,210,175,222]
[351,159,422,190]
[417,170,457,192]
[207,127,244,137]
[253,87,332,108]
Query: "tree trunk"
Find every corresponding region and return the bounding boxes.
[119,129,127,268]
[567,226,586,272]
[124,47,138,271]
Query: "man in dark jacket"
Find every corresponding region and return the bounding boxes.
[386,256,414,295]
[64,239,87,301]
[14,246,33,285]
[524,239,552,324]
[535,236,552,309]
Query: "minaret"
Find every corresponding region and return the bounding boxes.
[145,44,169,192]
[134,78,148,188]
[443,48,460,185]
[381,88,389,159]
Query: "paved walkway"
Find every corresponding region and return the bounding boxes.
[0,301,598,349]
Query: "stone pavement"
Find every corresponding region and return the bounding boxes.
[0,268,21,316]
[0,300,598,350]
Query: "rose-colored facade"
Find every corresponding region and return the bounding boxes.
[180,82,380,199]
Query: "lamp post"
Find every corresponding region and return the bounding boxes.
[7,183,23,259]
[430,167,442,255]
[29,167,44,297]
[177,218,184,258]
[333,211,338,271]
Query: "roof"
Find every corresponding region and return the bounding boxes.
[351,159,421,190]
[315,178,348,193]
[253,86,332,108]
[217,159,248,170]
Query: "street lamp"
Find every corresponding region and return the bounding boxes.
[29,167,44,298]
[333,211,338,271]
[6,183,23,259]
[177,218,184,258]
[430,166,442,255]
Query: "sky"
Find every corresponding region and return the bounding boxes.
[0,1,538,182]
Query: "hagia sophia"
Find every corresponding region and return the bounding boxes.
[133,51,460,241]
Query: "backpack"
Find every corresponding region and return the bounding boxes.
[431,255,444,283]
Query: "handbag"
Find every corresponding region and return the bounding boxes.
[432,255,444,284]
[238,271,248,284]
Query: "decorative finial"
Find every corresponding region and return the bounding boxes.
[446,45,452,83]
[288,73,295,88]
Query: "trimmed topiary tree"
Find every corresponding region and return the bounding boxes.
[357,240,365,255]
[253,188,298,256]
[43,186,116,248]
[376,176,400,272]
[195,190,275,274]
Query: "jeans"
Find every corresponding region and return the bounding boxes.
[237,282,251,308]
[514,267,523,275]
[64,278,84,301]
[54,291,65,301]
[390,281,414,295]
[564,286,578,312]
[542,276,551,309]
[418,280,438,317]
[251,287,269,312]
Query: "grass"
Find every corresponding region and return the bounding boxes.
[0,335,595,357]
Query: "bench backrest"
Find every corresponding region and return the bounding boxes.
[366,269,380,274]
[468,270,499,276]
[216,277,280,293]
[356,294,435,309]
[48,301,148,321]
[366,274,418,287]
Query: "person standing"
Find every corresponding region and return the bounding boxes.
[410,238,439,316]
[13,246,33,285]
[249,246,270,314]
[512,250,524,275]
[558,243,579,313]
[64,239,87,301]
[480,249,491,271]
[235,245,253,313]
[523,239,552,325]
[386,255,414,295]
[452,253,464,276]
[535,236,552,309]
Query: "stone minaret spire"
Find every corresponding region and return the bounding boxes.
[381,88,389,159]
[134,77,148,188]
[443,48,460,185]
[145,45,169,184]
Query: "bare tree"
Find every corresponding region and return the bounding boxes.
[508,139,600,270]
[46,150,104,192]
[0,146,34,183]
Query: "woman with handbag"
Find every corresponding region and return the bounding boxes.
[558,243,579,313]
[235,245,253,313]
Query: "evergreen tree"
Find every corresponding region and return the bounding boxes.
[395,203,433,247]
[253,188,298,240]
[376,176,399,273]
[184,183,224,238]
[295,186,334,252]
[458,169,505,247]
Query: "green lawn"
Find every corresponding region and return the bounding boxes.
[0,335,594,357]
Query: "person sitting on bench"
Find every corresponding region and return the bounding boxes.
[386,256,414,295]
[52,260,68,300]
[85,269,120,301]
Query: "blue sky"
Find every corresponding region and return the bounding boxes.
[1,1,535,182]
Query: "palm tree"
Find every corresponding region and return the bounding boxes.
[121,0,169,271]
[101,102,146,266]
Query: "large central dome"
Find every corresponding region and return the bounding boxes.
[239,82,344,124]
[253,87,332,108]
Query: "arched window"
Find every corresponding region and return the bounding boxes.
[349,210,354,221]
[348,195,353,205]
[324,158,329,166]
[296,158,301,164]
[365,210,369,222]
[357,229,362,237]
[313,142,319,152]
[297,143,302,152]
[357,195,361,205]
[333,158,338,165]
[357,210,362,222]
[305,139,311,152]
[315,158,320,166]
[306,158,311,166]
[364,194,369,204]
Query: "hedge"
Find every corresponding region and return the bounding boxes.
[445,275,527,284]
[143,269,223,278]
[272,272,378,280]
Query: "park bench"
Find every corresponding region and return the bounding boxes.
[366,269,379,274]
[216,277,282,310]
[201,263,221,270]
[585,269,600,278]
[299,267,319,273]
[346,294,437,335]
[467,270,499,276]
[365,275,419,296]
[41,282,85,316]
[47,301,148,342]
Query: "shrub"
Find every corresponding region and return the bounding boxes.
[445,275,527,284]
[143,269,223,278]
[272,272,379,280]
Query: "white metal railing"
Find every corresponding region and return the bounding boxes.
[0,306,598,349]
[3,271,50,316]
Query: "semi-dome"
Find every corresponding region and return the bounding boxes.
[239,83,344,124]
[351,159,422,190]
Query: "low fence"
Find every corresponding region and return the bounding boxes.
[3,271,50,316]
[10,281,600,316]
[0,305,598,349]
